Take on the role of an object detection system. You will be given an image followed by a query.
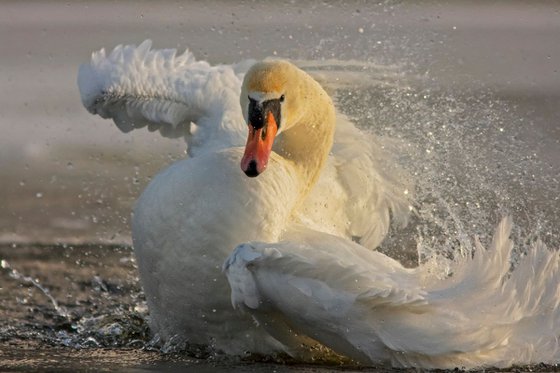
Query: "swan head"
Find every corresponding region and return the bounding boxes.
[240,60,302,177]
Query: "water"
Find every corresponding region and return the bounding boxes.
[339,81,560,261]
[0,1,558,371]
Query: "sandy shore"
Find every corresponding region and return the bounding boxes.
[1,244,557,372]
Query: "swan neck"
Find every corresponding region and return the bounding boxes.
[274,91,335,199]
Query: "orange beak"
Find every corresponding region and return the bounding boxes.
[240,111,278,177]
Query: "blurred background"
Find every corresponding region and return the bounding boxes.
[0,1,558,246]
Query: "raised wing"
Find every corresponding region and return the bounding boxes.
[77,40,249,155]
[298,114,413,250]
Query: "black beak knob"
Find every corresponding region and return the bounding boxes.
[244,160,260,177]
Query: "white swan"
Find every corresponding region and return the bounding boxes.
[78,41,411,355]
[78,41,560,369]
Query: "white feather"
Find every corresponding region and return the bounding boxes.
[78,42,414,357]
[78,40,246,155]
[225,218,560,368]
[78,40,412,249]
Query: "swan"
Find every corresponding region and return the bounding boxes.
[78,41,560,369]
[78,41,411,355]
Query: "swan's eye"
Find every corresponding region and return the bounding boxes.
[279,94,285,103]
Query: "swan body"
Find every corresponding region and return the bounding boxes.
[78,41,560,369]
[132,148,302,353]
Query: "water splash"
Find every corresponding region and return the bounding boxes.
[1,259,70,320]
[336,72,559,268]
[0,245,153,352]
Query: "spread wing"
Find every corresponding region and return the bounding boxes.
[77,40,250,155]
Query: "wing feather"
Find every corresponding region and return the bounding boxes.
[78,40,247,154]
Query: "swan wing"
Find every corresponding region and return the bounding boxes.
[332,115,413,248]
[77,40,249,155]
[225,218,560,368]
[299,114,413,249]
[223,229,426,363]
